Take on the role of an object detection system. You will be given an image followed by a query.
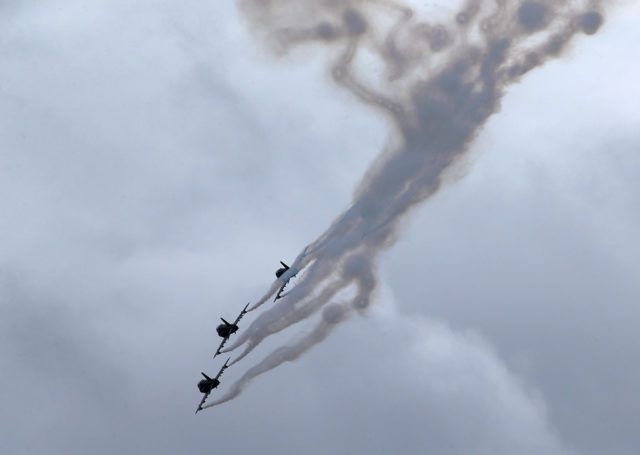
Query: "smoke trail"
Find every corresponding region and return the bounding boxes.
[204,302,353,408]
[224,249,377,365]
[208,0,608,407]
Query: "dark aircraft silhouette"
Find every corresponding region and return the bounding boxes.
[213,303,249,358]
[274,260,297,300]
[195,357,230,413]
[275,261,289,278]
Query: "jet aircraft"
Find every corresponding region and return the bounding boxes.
[274,260,297,300]
[213,303,249,358]
[195,357,230,413]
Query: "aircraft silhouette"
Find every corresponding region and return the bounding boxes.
[213,303,249,358]
[274,260,297,300]
[195,357,230,413]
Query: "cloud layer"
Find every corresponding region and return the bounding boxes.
[1,1,638,454]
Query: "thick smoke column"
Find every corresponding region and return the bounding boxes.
[204,0,607,408]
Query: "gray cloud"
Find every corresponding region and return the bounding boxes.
[1,1,638,454]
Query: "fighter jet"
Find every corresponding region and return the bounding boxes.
[213,303,249,358]
[195,357,230,413]
[274,260,297,300]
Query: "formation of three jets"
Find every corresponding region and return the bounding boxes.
[195,259,294,413]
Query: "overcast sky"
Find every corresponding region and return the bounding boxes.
[1,1,639,454]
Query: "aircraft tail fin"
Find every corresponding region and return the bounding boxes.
[280,261,289,269]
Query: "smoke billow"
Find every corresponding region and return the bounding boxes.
[204,0,608,408]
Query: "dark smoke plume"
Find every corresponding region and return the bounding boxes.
[204,0,608,408]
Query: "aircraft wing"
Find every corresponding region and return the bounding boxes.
[214,357,231,381]
[232,302,250,325]
[195,391,210,414]
[274,282,287,301]
[213,336,228,358]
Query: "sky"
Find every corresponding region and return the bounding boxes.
[1,1,639,454]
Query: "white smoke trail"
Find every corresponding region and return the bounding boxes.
[204,302,353,408]
[206,0,609,407]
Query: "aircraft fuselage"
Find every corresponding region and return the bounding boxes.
[216,323,238,338]
[198,378,220,394]
[276,266,297,283]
